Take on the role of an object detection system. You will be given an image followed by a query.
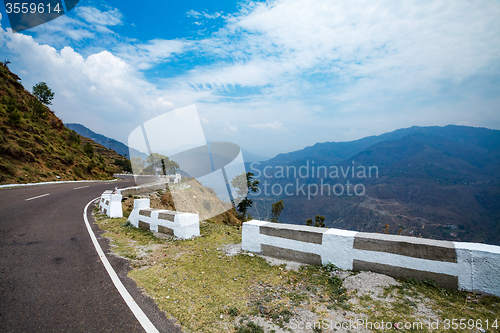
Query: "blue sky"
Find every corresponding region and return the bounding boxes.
[1,0,499,157]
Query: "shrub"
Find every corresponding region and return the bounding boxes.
[83,142,94,158]
[0,158,16,176]
[4,96,19,112]
[8,109,21,125]
[405,277,420,286]
[113,158,132,172]
[322,262,339,273]
[86,159,96,172]
[328,276,343,289]
[67,130,80,146]
[61,153,75,165]
[228,306,239,317]
[423,279,437,287]
[235,321,264,333]
[28,98,47,118]
[72,167,83,178]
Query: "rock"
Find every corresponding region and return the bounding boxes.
[343,271,400,296]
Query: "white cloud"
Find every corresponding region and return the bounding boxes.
[76,7,122,27]
[186,10,202,18]
[203,12,222,19]
[186,9,222,20]
[0,29,177,143]
[115,39,187,69]
[16,5,126,48]
[249,122,284,130]
[203,0,497,93]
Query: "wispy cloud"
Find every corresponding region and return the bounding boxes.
[115,39,187,69]
[186,10,223,20]
[76,7,122,28]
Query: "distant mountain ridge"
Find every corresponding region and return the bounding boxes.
[241,149,270,163]
[265,125,500,166]
[65,123,146,159]
[249,125,500,246]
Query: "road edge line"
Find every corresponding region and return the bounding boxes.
[83,198,160,333]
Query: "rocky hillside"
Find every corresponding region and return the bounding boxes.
[0,64,130,184]
[122,177,242,225]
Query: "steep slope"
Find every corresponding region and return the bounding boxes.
[0,65,130,184]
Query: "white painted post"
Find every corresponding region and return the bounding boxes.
[108,194,123,218]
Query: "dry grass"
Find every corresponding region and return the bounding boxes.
[94,208,500,333]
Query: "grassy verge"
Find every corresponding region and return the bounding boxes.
[354,281,500,332]
[93,209,500,333]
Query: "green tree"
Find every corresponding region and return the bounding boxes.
[270,199,284,223]
[32,82,54,105]
[314,215,326,228]
[143,153,179,175]
[305,215,326,228]
[131,156,145,173]
[113,158,132,172]
[231,172,260,221]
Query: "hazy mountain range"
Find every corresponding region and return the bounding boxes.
[248,125,500,245]
[67,120,500,245]
[65,123,146,159]
[65,123,270,163]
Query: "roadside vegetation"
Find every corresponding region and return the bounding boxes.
[93,206,499,333]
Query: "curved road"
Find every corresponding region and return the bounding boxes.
[0,179,181,332]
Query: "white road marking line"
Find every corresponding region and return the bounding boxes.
[73,186,90,190]
[83,198,159,333]
[25,193,50,201]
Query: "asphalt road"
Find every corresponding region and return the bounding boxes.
[0,179,182,333]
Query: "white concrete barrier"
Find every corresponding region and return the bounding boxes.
[127,199,200,239]
[242,221,500,296]
[118,183,167,197]
[99,190,123,218]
